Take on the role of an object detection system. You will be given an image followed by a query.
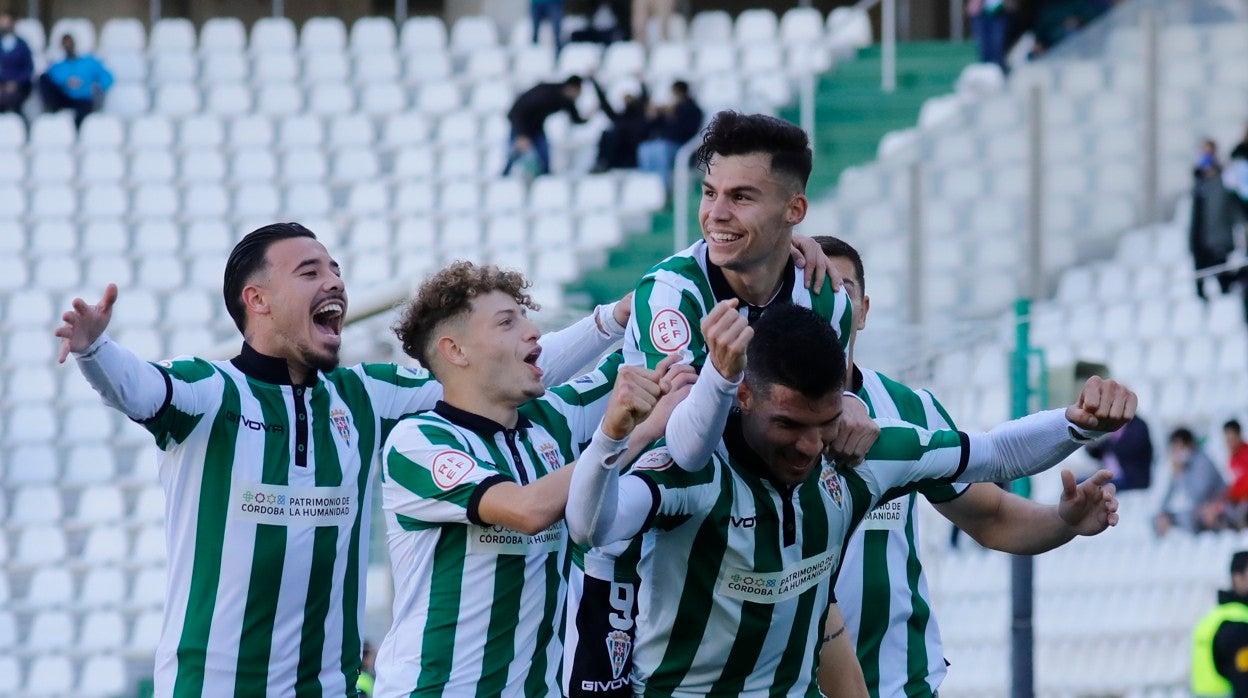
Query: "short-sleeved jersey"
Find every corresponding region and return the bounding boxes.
[623,240,853,370]
[141,346,442,698]
[374,353,621,698]
[836,367,967,698]
[625,415,972,698]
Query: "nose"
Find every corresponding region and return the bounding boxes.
[795,430,823,459]
[523,317,541,343]
[324,272,344,294]
[705,192,731,222]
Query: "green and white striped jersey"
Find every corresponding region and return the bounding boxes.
[141,344,442,697]
[836,367,967,698]
[375,353,622,698]
[628,414,974,698]
[623,240,853,371]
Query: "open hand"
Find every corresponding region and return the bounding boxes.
[1057,469,1119,535]
[55,284,118,363]
[790,235,843,294]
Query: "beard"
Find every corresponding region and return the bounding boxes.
[298,343,341,375]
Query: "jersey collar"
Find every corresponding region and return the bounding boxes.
[231,342,318,388]
[850,364,864,394]
[433,401,533,433]
[706,254,796,323]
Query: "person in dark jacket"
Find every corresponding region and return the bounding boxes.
[0,12,34,115]
[1086,414,1154,491]
[502,75,586,177]
[637,80,703,191]
[590,77,648,172]
[1190,139,1242,300]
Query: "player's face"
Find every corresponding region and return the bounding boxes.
[738,382,843,487]
[700,153,806,273]
[827,255,868,335]
[458,290,545,404]
[253,237,346,374]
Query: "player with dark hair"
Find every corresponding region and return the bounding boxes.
[374,261,693,696]
[815,235,1124,698]
[503,74,587,176]
[54,224,630,696]
[568,302,1136,697]
[1192,551,1248,697]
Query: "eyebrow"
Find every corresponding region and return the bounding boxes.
[294,258,340,272]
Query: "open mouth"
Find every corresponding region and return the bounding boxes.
[523,346,543,378]
[312,300,345,340]
[708,230,743,244]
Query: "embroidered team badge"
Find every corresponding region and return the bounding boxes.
[330,408,351,447]
[820,467,844,509]
[649,309,691,353]
[537,442,562,471]
[605,629,632,680]
[630,448,674,471]
[431,450,476,490]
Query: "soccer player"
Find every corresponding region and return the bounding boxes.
[566,303,1135,697]
[374,262,691,696]
[53,224,630,696]
[563,111,879,698]
[815,236,1122,698]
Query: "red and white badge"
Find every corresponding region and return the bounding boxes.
[631,448,675,472]
[432,450,476,490]
[649,309,691,353]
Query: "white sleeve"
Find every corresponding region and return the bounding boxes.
[960,409,1108,483]
[566,428,658,547]
[536,302,625,385]
[72,333,169,421]
[664,361,740,472]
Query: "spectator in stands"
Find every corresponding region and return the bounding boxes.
[1225,421,1248,525]
[569,1,628,45]
[1086,414,1154,491]
[531,0,565,56]
[632,0,676,45]
[590,77,649,172]
[1190,139,1242,301]
[968,0,1013,72]
[1228,124,1248,218]
[1191,551,1248,698]
[502,75,586,177]
[0,12,34,116]
[39,33,113,128]
[637,80,703,193]
[1156,427,1228,536]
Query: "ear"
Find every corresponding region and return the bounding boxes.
[436,335,469,369]
[736,380,753,410]
[785,192,808,228]
[241,283,269,320]
[857,294,871,332]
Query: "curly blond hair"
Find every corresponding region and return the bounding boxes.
[393,261,539,368]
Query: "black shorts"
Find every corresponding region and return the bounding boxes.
[567,574,639,697]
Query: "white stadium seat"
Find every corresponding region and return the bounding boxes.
[150,17,196,53]
[689,11,733,44]
[404,50,452,82]
[354,52,401,82]
[79,568,127,610]
[77,654,127,696]
[300,16,348,55]
[401,16,448,53]
[25,651,74,693]
[105,83,151,115]
[352,16,398,54]
[449,15,499,54]
[251,17,297,54]
[22,568,74,609]
[200,17,246,54]
[99,17,146,53]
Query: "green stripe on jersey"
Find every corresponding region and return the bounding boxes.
[415,527,468,693]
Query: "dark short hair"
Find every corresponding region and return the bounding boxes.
[693,111,813,191]
[745,303,845,400]
[1226,420,1242,435]
[1169,427,1196,447]
[223,222,317,333]
[1233,551,1248,575]
[813,236,865,296]
[672,80,690,96]
[393,261,538,371]
[564,75,583,89]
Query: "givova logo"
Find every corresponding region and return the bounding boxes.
[225,410,285,434]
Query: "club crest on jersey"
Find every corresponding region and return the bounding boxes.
[630,448,674,471]
[649,309,691,353]
[331,408,351,446]
[605,630,632,679]
[537,442,562,471]
[432,450,476,490]
[820,467,844,508]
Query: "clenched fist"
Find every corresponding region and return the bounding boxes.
[1065,376,1137,433]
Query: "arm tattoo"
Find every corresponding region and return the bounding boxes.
[821,625,847,643]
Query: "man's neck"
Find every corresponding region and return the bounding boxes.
[246,335,311,385]
[441,383,520,429]
[718,247,792,307]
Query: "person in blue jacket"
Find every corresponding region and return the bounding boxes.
[0,12,34,116]
[39,33,112,127]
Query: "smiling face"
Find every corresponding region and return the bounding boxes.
[738,381,843,487]
[242,236,346,375]
[699,152,807,274]
[448,290,545,406]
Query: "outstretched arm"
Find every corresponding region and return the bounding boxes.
[536,293,630,385]
[55,284,168,420]
[935,469,1119,555]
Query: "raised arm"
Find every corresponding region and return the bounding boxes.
[536,295,630,385]
[55,284,168,420]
